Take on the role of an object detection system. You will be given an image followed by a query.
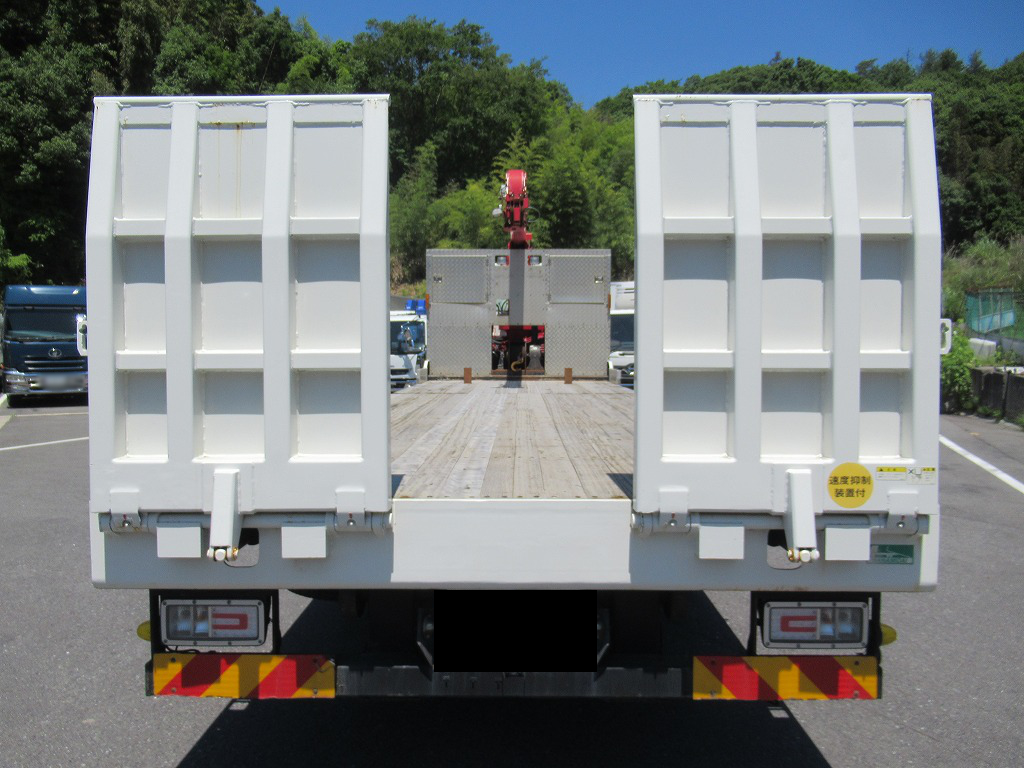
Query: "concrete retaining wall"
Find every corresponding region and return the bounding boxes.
[1006,374,1024,422]
[969,366,1024,418]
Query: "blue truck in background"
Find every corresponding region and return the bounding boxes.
[1,285,88,405]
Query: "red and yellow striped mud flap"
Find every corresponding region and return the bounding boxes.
[152,653,335,699]
[693,655,878,700]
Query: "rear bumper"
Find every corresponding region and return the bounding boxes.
[149,653,878,700]
[150,653,334,699]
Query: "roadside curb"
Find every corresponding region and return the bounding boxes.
[0,393,7,409]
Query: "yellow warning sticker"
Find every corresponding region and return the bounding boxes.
[875,466,908,482]
[828,462,874,508]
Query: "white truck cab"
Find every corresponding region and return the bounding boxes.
[390,302,427,390]
[608,280,634,387]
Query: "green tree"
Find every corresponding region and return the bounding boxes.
[0,222,34,287]
[348,17,559,187]
[275,20,355,94]
[682,56,869,94]
[152,2,299,94]
[0,1,117,285]
[532,143,594,249]
[390,142,438,283]
[943,238,1024,321]
[429,179,506,251]
[941,328,977,412]
[116,0,164,93]
[592,79,682,122]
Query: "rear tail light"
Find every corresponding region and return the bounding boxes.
[763,601,868,649]
[161,599,266,647]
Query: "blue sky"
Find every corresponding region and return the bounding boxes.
[257,1,1021,107]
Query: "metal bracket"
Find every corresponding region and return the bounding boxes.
[339,509,367,529]
[333,511,393,536]
[106,512,142,534]
[106,489,142,534]
[630,511,691,535]
[886,489,925,534]
[332,488,392,536]
[207,468,241,562]
[784,469,820,563]
[335,488,369,532]
[631,486,691,535]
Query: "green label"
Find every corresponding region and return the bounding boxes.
[871,544,915,565]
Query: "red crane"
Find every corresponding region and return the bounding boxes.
[499,169,532,250]
[492,170,543,372]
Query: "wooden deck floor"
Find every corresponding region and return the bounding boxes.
[391,379,634,499]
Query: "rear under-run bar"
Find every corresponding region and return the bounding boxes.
[148,657,878,700]
[146,590,881,700]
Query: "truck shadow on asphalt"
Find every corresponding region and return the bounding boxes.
[176,593,831,768]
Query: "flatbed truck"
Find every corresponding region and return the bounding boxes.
[86,93,943,700]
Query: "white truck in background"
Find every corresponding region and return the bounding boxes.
[390,300,427,390]
[86,93,943,701]
[608,280,635,387]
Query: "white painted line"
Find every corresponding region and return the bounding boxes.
[939,434,1024,496]
[8,412,89,417]
[0,393,7,409]
[0,436,89,453]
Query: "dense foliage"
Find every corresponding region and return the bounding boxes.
[942,238,1024,321]
[941,327,978,412]
[0,2,1021,289]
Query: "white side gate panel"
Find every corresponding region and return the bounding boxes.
[633,95,941,587]
[86,96,390,538]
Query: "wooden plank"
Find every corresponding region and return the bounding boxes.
[399,384,496,498]
[391,392,458,461]
[391,379,634,500]
[543,388,632,499]
[392,384,490,496]
[527,387,587,498]
[479,391,518,498]
[512,389,546,498]
[440,386,510,498]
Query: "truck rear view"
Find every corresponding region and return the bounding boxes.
[87,93,942,700]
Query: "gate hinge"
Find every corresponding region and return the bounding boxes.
[333,488,392,535]
[630,511,691,535]
[105,489,142,533]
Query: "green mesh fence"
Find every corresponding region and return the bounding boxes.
[966,291,1024,339]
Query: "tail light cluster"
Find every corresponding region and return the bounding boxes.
[762,601,868,649]
[161,599,266,647]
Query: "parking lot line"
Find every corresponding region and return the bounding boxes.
[8,412,89,417]
[0,436,89,452]
[939,434,1024,497]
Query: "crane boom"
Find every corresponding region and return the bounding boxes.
[500,169,532,249]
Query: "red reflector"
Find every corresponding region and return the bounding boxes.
[211,611,250,632]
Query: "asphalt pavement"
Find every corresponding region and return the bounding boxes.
[1,397,1022,767]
